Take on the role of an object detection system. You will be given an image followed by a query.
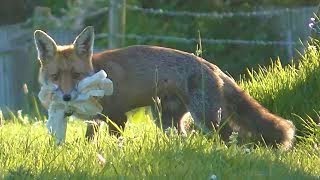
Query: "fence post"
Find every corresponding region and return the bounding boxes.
[286,8,293,62]
[108,0,126,49]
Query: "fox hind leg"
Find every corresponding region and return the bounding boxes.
[151,94,189,134]
[106,113,127,137]
[85,113,127,140]
[85,119,102,140]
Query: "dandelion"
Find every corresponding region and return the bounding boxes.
[244,148,251,154]
[97,153,106,165]
[209,174,217,180]
[309,15,320,35]
[309,22,314,29]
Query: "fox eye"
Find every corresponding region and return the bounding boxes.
[72,72,82,79]
[50,74,59,81]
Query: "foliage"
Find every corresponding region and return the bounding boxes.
[2,36,320,179]
[310,12,320,39]
[239,38,320,132]
[9,2,319,178]
[30,0,319,76]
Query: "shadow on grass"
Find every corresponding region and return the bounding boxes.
[143,145,319,179]
[3,143,318,179]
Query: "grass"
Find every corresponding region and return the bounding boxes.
[1,41,320,179]
[239,40,320,133]
[0,113,319,179]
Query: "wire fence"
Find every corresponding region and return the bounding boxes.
[95,33,301,46]
[96,4,317,61]
[126,4,315,19]
[97,4,317,48]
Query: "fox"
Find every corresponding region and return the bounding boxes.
[34,26,295,149]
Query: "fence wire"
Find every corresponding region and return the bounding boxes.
[96,33,300,46]
[100,4,317,47]
[123,5,316,46]
[126,4,316,19]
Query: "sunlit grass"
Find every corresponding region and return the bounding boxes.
[0,113,319,179]
[1,40,320,179]
[239,40,320,132]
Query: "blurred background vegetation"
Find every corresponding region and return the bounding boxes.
[3,0,318,76]
[0,0,319,114]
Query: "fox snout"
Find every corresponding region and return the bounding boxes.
[59,89,80,102]
[60,85,80,102]
[54,87,76,102]
[60,78,76,102]
[62,94,72,101]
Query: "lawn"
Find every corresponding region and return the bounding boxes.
[0,41,320,179]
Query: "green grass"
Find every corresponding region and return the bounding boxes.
[1,41,320,179]
[0,113,319,179]
[239,40,320,133]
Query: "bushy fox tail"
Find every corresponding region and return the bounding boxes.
[221,73,295,149]
[200,60,295,149]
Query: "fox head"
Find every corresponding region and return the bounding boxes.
[34,26,94,101]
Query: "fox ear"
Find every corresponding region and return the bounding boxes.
[73,26,94,57]
[34,30,57,61]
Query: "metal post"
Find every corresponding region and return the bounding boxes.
[108,0,126,49]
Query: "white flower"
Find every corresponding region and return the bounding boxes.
[309,23,314,29]
[97,153,106,165]
[209,174,217,180]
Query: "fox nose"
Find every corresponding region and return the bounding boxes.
[63,94,72,102]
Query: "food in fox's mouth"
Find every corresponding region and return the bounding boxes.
[38,70,113,144]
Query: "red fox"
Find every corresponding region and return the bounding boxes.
[34,26,295,149]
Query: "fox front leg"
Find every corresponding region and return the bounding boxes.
[46,107,68,145]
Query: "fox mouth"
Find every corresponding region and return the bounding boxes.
[64,111,73,117]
